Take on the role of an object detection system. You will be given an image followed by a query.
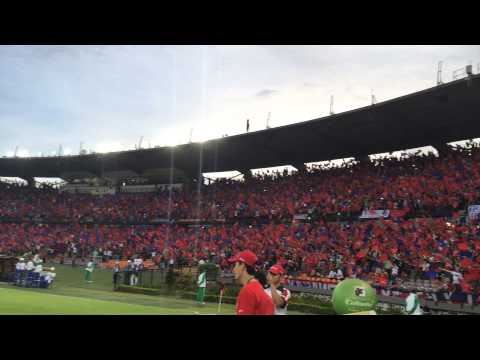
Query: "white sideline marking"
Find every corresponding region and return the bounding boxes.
[193,311,217,315]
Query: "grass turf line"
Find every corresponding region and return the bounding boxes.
[0,264,307,315]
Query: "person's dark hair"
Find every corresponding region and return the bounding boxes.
[245,264,256,276]
[256,269,268,288]
[245,264,268,287]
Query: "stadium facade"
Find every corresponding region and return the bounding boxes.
[0,73,479,186]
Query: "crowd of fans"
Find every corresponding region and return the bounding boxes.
[1,144,480,224]
[1,142,480,305]
[1,216,479,304]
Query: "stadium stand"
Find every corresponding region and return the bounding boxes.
[1,74,480,310]
[1,145,480,306]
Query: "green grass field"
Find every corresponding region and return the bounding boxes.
[0,264,305,315]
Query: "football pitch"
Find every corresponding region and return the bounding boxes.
[0,287,230,315]
[0,264,305,315]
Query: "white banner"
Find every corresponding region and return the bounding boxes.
[359,209,390,219]
[60,185,115,195]
[468,205,480,220]
[119,183,183,193]
[90,187,116,196]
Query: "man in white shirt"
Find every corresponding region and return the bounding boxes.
[23,258,35,287]
[328,269,337,278]
[265,264,292,315]
[441,268,463,300]
[33,254,41,264]
[448,270,463,284]
[42,267,56,288]
[26,259,35,271]
[390,265,399,283]
[17,258,26,270]
[15,258,26,285]
[34,260,43,273]
[131,258,143,286]
[336,269,344,280]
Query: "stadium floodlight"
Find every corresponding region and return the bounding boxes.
[437,61,443,85]
[466,64,473,76]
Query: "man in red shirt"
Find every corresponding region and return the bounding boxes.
[229,250,275,315]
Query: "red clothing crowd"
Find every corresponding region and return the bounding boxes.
[0,217,479,297]
[1,145,480,223]
[0,143,480,304]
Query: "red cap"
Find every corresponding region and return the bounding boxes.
[268,264,286,276]
[228,250,258,267]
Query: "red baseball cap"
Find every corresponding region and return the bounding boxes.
[228,250,258,267]
[268,264,286,276]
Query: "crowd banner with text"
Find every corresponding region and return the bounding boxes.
[359,209,390,219]
[468,205,480,221]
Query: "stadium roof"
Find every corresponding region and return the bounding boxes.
[1,73,480,181]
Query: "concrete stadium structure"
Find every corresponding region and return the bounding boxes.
[1,73,479,185]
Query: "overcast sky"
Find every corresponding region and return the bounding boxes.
[0,45,479,158]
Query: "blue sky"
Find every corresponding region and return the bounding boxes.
[0,45,479,158]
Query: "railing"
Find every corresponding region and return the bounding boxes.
[135,268,167,288]
[56,257,477,315]
[0,205,465,227]
[453,67,467,80]
[286,281,480,315]
[113,268,480,314]
[114,266,202,289]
